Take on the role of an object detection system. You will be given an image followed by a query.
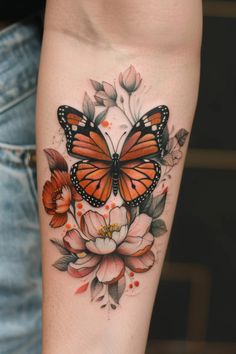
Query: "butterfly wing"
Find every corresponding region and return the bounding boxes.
[58,105,113,207]
[58,105,111,161]
[120,105,169,162]
[118,105,168,206]
[71,160,113,207]
[118,159,161,206]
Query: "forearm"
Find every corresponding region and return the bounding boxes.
[36,1,202,354]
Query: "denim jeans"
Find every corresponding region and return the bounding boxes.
[0,17,42,354]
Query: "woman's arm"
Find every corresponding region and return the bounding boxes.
[36,1,202,353]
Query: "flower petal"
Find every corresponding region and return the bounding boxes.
[72,187,83,201]
[134,73,142,90]
[63,229,86,253]
[104,98,116,107]
[68,254,101,278]
[42,180,55,211]
[119,72,125,88]
[102,81,117,100]
[112,225,128,245]
[123,65,136,91]
[128,214,152,237]
[95,91,108,100]
[124,251,155,273]
[117,232,154,256]
[55,186,71,213]
[52,171,71,189]
[96,255,125,284]
[44,148,68,172]
[50,213,67,228]
[109,206,128,227]
[81,211,106,239]
[86,237,117,255]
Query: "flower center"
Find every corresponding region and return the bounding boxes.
[78,251,87,258]
[98,223,120,238]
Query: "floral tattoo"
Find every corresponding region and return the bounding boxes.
[42,65,189,311]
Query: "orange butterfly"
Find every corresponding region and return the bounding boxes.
[58,105,169,207]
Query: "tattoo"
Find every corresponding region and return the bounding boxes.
[42,65,188,311]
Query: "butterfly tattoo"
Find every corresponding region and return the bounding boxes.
[58,105,169,207]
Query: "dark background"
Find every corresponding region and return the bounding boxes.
[148,2,236,353]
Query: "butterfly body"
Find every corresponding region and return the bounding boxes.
[111,152,120,196]
[58,104,169,208]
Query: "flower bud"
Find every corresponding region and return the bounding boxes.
[119,65,142,93]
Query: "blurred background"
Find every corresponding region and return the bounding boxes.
[147,1,236,353]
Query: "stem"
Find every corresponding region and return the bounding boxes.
[116,105,133,126]
[128,93,136,124]
[68,207,80,229]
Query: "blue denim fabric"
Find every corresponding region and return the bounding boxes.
[0,17,42,354]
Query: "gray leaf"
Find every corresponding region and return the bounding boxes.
[150,219,167,237]
[96,295,104,302]
[108,276,126,304]
[50,238,71,255]
[140,194,153,214]
[94,108,108,125]
[83,92,95,120]
[90,79,103,91]
[125,205,139,224]
[162,126,169,151]
[53,254,77,271]
[91,277,104,301]
[151,193,167,219]
[175,128,189,147]
[141,192,167,219]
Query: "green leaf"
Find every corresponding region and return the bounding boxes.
[108,276,126,304]
[53,254,77,271]
[94,108,108,125]
[83,92,95,120]
[150,219,167,237]
[50,238,71,255]
[175,128,189,147]
[91,277,104,301]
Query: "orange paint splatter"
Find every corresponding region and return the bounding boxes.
[101,120,109,128]
[105,205,110,210]
[77,211,82,217]
[65,223,71,229]
[77,203,83,209]
[75,282,89,294]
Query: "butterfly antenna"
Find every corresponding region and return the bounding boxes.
[105,132,116,153]
[116,131,127,153]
